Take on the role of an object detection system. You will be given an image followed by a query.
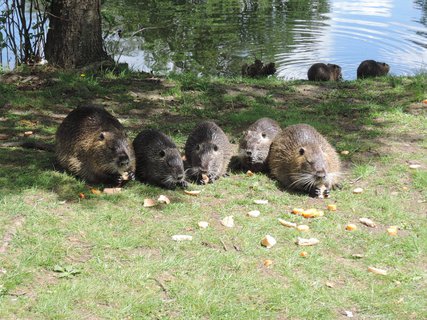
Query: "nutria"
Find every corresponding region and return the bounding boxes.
[242,59,276,78]
[184,121,233,184]
[55,106,135,185]
[133,129,187,189]
[268,124,341,197]
[307,63,342,81]
[357,60,390,79]
[237,118,281,172]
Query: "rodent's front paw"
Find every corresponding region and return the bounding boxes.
[178,180,189,189]
[128,171,135,181]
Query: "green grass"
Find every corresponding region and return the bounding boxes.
[0,67,426,319]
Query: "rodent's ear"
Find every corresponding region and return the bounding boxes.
[159,150,166,158]
[299,147,305,156]
[99,132,105,141]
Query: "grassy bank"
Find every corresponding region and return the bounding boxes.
[0,67,426,319]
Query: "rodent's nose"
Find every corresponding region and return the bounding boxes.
[315,171,326,179]
[118,155,129,167]
[177,173,184,181]
[246,150,252,157]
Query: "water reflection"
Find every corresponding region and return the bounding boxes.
[102,0,427,79]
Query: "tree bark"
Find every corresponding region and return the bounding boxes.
[45,0,110,68]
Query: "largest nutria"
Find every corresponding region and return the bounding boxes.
[55,106,135,185]
[268,124,341,197]
[307,63,342,81]
[185,121,233,184]
[357,60,390,79]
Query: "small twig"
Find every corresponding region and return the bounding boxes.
[220,239,228,251]
[349,176,363,184]
[152,278,168,294]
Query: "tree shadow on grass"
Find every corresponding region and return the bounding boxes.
[0,148,85,201]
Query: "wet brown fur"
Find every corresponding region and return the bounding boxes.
[268,124,341,195]
[307,63,342,81]
[357,60,390,79]
[238,118,281,172]
[184,121,233,184]
[55,106,135,185]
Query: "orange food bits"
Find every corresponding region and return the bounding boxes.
[292,208,304,215]
[345,224,357,231]
[263,259,273,267]
[300,251,308,257]
[387,226,398,236]
[327,204,337,211]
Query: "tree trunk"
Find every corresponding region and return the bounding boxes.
[45,0,110,68]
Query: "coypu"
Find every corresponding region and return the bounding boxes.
[242,59,276,78]
[133,129,187,189]
[55,106,135,185]
[357,60,390,79]
[184,121,233,184]
[237,118,281,172]
[307,63,342,81]
[268,124,341,197]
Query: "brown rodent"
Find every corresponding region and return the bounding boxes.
[238,118,281,172]
[55,106,135,185]
[357,60,390,79]
[268,124,341,197]
[307,63,342,81]
[242,59,276,77]
[133,129,187,189]
[184,121,233,184]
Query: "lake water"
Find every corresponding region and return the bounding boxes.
[104,0,427,80]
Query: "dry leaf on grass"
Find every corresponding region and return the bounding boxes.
[171,235,193,241]
[220,216,234,228]
[261,235,276,248]
[23,131,33,137]
[143,198,157,207]
[157,195,171,204]
[359,218,376,228]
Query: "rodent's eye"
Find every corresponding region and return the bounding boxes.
[299,148,305,156]
[99,133,105,141]
[159,150,166,158]
[213,145,219,152]
[196,144,200,151]
[261,133,267,138]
